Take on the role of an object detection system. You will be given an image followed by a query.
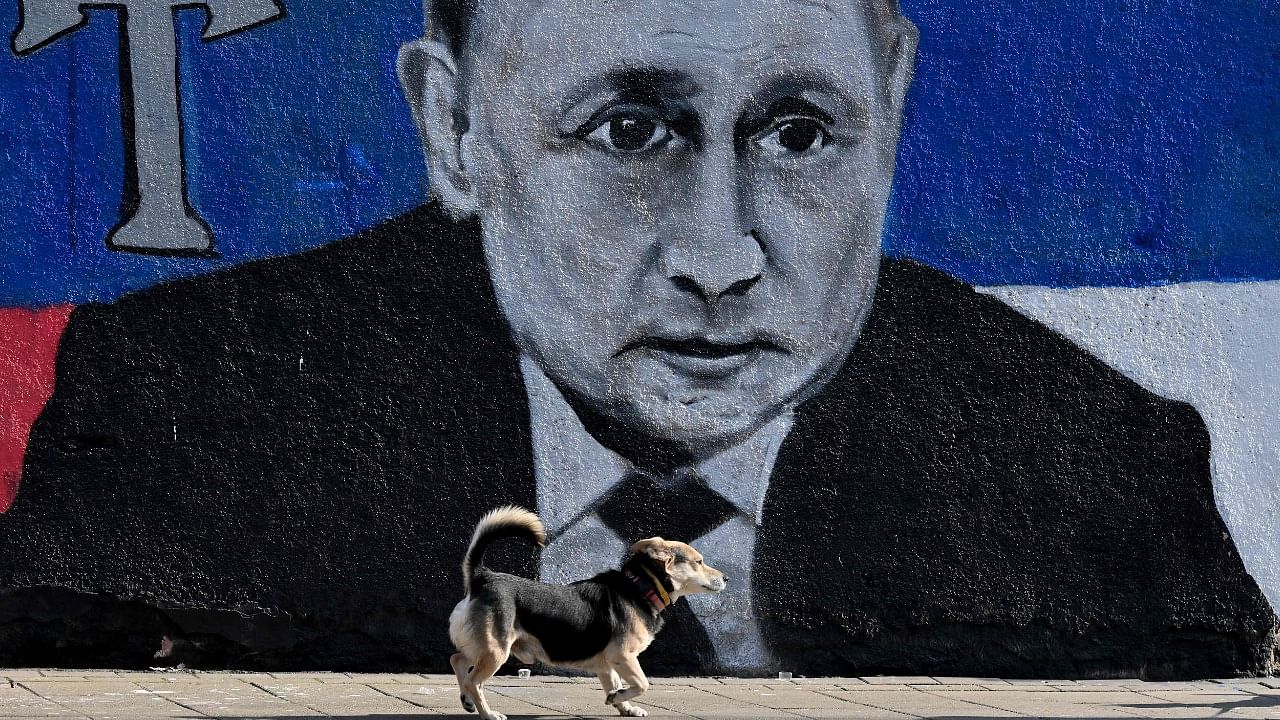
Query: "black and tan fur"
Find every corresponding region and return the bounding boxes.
[449,505,727,719]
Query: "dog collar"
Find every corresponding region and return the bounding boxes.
[624,565,671,614]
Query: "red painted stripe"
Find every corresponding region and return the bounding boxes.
[0,305,74,512]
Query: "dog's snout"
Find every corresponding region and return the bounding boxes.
[721,575,729,584]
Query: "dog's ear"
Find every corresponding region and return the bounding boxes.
[630,537,674,570]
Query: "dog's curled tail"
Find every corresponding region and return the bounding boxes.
[463,505,547,594]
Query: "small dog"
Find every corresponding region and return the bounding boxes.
[449,505,728,719]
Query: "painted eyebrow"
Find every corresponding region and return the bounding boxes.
[586,66,702,103]
[765,97,834,124]
[757,72,872,124]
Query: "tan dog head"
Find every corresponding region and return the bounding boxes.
[629,537,727,599]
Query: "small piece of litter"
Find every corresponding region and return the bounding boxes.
[518,669,532,678]
[778,672,794,680]
[415,687,436,695]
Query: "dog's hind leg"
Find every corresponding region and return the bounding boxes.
[450,652,477,713]
[462,647,509,720]
[598,667,648,717]
[605,655,651,709]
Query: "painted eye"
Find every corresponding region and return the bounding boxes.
[756,117,829,157]
[585,112,674,154]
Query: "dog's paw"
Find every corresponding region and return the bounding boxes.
[480,713,507,720]
[617,702,648,717]
[460,693,476,713]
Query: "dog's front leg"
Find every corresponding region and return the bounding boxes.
[605,655,651,713]
[598,667,647,717]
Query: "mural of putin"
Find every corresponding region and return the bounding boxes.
[0,0,1274,678]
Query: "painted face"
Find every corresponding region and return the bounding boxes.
[461,0,914,458]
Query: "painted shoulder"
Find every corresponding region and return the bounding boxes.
[850,257,1205,434]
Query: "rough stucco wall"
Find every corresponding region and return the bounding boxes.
[981,282,1280,613]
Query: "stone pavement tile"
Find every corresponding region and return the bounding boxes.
[131,677,316,718]
[788,706,916,720]
[1133,691,1280,718]
[926,689,1136,718]
[18,680,194,718]
[495,681,696,718]
[335,673,431,683]
[1206,680,1280,694]
[1028,690,1146,705]
[820,684,921,691]
[1044,680,1135,691]
[933,678,1011,686]
[256,680,442,716]
[377,681,557,716]
[1117,681,1208,692]
[822,689,1024,717]
[634,685,808,718]
[763,682,845,691]
[980,684,1059,692]
[860,677,941,685]
[1104,695,1256,719]
[702,684,852,707]
[926,685,987,692]
[0,684,84,718]
[1,670,52,681]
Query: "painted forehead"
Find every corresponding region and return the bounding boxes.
[464,0,887,80]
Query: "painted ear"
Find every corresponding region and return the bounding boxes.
[631,537,674,570]
[884,16,920,116]
[396,38,478,217]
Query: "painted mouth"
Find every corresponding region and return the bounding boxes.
[644,337,775,358]
[620,335,784,378]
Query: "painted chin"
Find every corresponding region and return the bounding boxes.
[604,348,799,446]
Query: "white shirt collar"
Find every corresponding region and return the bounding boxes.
[519,355,794,539]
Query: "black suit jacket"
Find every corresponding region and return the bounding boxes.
[1,205,1273,677]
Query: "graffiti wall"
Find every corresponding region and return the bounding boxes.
[1,0,1277,678]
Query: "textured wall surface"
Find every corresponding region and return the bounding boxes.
[1,0,1276,680]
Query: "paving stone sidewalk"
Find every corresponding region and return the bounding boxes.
[0,671,1276,720]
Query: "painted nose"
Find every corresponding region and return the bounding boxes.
[659,161,765,301]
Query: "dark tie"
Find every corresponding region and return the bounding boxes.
[595,468,739,545]
[594,468,739,673]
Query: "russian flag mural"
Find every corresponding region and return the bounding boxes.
[0,0,1277,676]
